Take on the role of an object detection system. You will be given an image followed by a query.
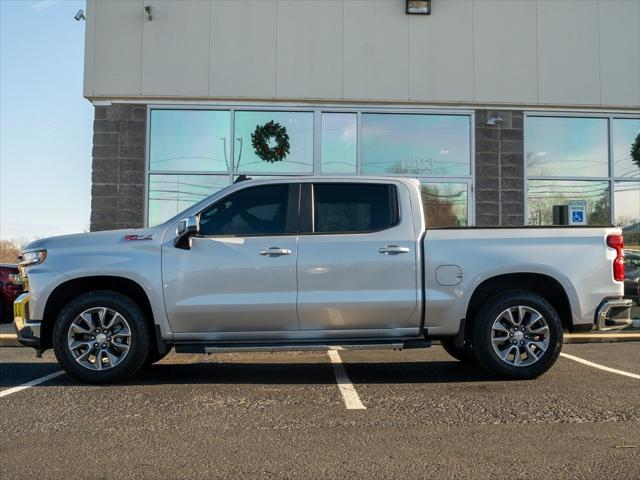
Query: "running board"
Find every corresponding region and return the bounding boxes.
[174,339,430,354]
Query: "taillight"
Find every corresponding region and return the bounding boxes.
[606,234,625,282]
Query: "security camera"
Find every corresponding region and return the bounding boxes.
[144,5,153,21]
[73,9,85,21]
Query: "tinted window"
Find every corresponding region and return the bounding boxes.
[149,110,231,172]
[148,174,231,227]
[321,113,357,173]
[234,111,313,174]
[361,114,471,176]
[199,185,292,236]
[525,116,608,177]
[613,118,640,178]
[527,180,610,226]
[313,184,398,233]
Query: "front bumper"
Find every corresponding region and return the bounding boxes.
[595,297,633,331]
[13,293,42,348]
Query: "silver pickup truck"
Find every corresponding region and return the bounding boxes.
[14,177,632,383]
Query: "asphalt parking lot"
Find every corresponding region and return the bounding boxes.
[1,343,638,480]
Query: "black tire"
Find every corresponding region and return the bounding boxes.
[52,291,151,384]
[472,290,563,380]
[440,338,475,363]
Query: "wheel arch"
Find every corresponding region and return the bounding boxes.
[41,276,156,350]
[464,273,573,337]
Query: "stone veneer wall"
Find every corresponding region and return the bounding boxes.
[474,109,525,226]
[90,104,147,231]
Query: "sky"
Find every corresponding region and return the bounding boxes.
[0,0,92,241]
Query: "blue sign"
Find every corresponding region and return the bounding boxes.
[572,211,584,223]
[568,200,587,225]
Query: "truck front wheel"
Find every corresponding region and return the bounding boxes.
[52,291,151,384]
[472,290,563,380]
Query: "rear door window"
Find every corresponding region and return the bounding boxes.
[313,183,398,233]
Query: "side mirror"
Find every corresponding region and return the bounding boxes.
[174,216,199,249]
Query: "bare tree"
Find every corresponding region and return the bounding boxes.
[0,238,30,264]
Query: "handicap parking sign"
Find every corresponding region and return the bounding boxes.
[568,200,587,225]
[572,210,584,223]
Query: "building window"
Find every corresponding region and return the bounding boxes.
[321,113,357,174]
[149,110,231,173]
[527,180,610,226]
[234,111,314,174]
[420,182,469,227]
[147,107,474,227]
[148,174,230,227]
[526,117,608,177]
[361,114,471,176]
[525,115,640,232]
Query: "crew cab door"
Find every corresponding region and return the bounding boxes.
[162,183,300,335]
[296,181,420,333]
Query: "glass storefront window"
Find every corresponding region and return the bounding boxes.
[527,180,610,226]
[148,174,230,226]
[147,108,473,227]
[234,111,313,174]
[615,181,640,249]
[361,114,471,176]
[149,110,231,172]
[321,113,357,174]
[420,183,468,227]
[526,116,609,177]
[613,119,640,178]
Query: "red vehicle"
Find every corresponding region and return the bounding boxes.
[0,263,24,323]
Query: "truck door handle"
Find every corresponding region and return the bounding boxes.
[259,247,292,257]
[378,245,410,255]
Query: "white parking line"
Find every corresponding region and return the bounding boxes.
[327,350,366,410]
[0,370,65,398]
[560,353,640,380]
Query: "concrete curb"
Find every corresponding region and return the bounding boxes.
[563,333,640,344]
[1,332,639,348]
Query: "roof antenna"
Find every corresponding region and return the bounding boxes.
[234,175,250,184]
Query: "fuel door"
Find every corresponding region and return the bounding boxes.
[435,265,463,286]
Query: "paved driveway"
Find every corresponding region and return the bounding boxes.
[1,343,638,479]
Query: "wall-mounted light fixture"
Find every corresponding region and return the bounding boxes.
[406,0,431,15]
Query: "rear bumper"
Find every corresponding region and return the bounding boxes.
[13,293,42,349]
[595,297,633,331]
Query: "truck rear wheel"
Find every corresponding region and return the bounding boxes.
[472,290,563,380]
[440,338,475,363]
[52,291,151,384]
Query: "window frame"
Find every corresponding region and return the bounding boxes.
[144,104,475,227]
[524,111,640,226]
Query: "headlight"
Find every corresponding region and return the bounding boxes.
[19,250,47,267]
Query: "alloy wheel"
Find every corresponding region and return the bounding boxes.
[67,307,131,371]
[490,305,550,367]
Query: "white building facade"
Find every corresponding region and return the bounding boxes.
[84,0,640,241]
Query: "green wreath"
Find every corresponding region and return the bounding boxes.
[251,121,290,163]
